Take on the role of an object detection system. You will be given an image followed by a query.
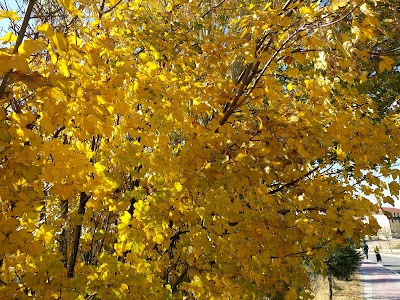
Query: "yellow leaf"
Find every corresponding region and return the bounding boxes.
[146,61,159,75]
[336,146,347,160]
[120,211,131,226]
[58,0,75,13]
[95,95,106,104]
[279,16,291,27]
[299,6,313,16]
[360,3,376,17]
[191,99,201,105]
[379,56,394,72]
[174,182,183,192]
[1,32,17,44]
[58,59,70,77]
[0,10,20,21]
[389,181,400,196]
[37,23,54,38]
[50,32,69,52]
[363,16,381,28]
[153,233,164,244]
[67,33,83,46]
[0,54,29,75]
[94,162,106,173]
[19,39,46,55]
[37,224,53,244]
[331,0,348,11]
[235,152,247,161]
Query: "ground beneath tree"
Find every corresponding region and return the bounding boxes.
[313,273,363,300]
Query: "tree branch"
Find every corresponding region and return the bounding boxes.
[100,0,124,16]
[59,199,69,268]
[269,166,319,195]
[218,25,303,129]
[97,212,111,257]
[0,0,36,99]
[321,0,364,28]
[202,0,227,18]
[171,264,189,293]
[67,192,91,278]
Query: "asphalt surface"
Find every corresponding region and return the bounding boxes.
[366,251,400,274]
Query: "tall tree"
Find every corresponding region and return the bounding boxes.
[0,0,399,299]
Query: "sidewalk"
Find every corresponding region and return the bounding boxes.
[360,259,400,300]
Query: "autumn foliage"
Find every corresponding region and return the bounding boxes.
[0,0,399,299]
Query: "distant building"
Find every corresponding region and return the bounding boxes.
[373,207,400,239]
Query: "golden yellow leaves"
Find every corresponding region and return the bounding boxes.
[18,39,47,56]
[120,211,131,226]
[330,0,348,12]
[379,56,394,72]
[388,181,400,197]
[0,10,20,21]
[114,241,133,256]
[360,3,376,17]
[37,224,54,244]
[299,6,313,17]
[152,233,164,244]
[58,59,70,77]
[57,0,76,13]
[1,0,400,299]
[0,52,29,75]
[1,32,17,44]
[335,146,347,161]
[38,23,73,52]
[174,182,183,192]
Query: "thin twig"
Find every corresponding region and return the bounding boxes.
[202,0,227,18]
[102,0,124,15]
[268,166,320,195]
[321,0,365,28]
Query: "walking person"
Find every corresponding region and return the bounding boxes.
[374,245,382,262]
[363,243,369,259]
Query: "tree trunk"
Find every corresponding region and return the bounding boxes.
[59,199,68,268]
[67,192,91,278]
[328,275,333,300]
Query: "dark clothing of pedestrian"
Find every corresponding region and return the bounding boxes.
[363,244,369,259]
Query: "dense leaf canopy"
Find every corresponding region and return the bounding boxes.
[0,0,399,299]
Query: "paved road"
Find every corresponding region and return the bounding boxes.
[360,259,400,299]
[366,251,400,274]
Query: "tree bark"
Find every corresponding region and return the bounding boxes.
[67,192,90,278]
[328,275,333,300]
[59,199,68,268]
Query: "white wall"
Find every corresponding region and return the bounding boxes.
[374,214,392,239]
